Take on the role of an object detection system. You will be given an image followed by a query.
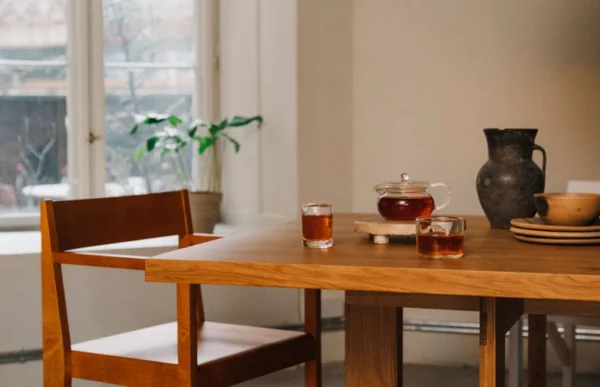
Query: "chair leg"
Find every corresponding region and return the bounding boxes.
[43,361,71,387]
[42,261,72,387]
[508,318,524,387]
[177,284,198,386]
[304,289,322,387]
[562,323,576,387]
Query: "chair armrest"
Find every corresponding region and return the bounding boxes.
[54,251,147,270]
[183,233,225,246]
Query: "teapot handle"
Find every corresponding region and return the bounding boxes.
[429,182,452,211]
[533,144,546,176]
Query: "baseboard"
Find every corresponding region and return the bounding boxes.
[321,329,600,373]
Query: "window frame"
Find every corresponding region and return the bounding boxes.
[0,0,219,231]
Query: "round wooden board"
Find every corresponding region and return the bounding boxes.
[354,217,416,244]
[510,226,600,239]
[510,217,600,232]
[514,234,600,245]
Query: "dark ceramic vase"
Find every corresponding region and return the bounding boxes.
[476,128,546,229]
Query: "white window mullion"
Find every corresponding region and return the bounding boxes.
[192,0,220,187]
[196,0,220,122]
[88,0,107,199]
[66,0,105,199]
[66,0,90,199]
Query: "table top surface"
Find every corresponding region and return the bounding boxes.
[146,214,600,301]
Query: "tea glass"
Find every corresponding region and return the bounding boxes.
[301,204,333,248]
[416,216,465,259]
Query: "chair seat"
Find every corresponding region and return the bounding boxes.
[72,321,312,365]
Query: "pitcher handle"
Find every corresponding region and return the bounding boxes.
[429,182,452,211]
[533,144,546,175]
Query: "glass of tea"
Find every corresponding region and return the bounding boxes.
[301,204,333,248]
[416,216,465,259]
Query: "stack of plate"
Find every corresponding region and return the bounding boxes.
[510,218,600,245]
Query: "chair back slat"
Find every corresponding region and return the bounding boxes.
[49,190,191,251]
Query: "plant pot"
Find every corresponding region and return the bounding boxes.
[188,191,223,233]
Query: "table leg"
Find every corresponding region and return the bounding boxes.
[304,289,322,387]
[345,302,402,387]
[528,315,547,387]
[480,298,524,387]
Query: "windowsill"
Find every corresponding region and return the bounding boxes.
[0,212,40,232]
[0,223,241,256]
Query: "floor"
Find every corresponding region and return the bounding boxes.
[240,363,600,386]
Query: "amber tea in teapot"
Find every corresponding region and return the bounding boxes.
[374,173,451,222]
[377,196,435,221]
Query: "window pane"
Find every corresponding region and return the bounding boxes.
[0,0,67,215]
[103,0,195,196]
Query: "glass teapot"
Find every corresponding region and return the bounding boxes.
[374,173,451,221]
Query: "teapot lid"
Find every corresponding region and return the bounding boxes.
[373,172,429,192]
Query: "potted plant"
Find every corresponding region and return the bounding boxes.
[130,113,263,232]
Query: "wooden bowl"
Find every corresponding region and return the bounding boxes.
[534,193,600,226]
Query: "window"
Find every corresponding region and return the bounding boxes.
[103,0,195,195]
[0,0,217,229]
[0,0,68,221]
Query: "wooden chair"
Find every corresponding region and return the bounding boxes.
[41,190,321,387]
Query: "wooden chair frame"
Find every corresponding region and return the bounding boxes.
[41,190,321,386]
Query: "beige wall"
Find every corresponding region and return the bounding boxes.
[298,0,353,212]
[353,0,600,214]
[220,0,299,224]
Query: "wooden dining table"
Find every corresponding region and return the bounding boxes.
[145,213,600,387]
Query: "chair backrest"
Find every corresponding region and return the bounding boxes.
[567,180,600,194]
[44,190,193,252]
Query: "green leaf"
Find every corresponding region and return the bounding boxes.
[195,136,216,154]
[160,148,171,159]
[131,113,183,135]
[218,118,229,128]
[188,127,198,138]
[134,113,184,126]
[168,115,183,127]
[134,146,146,162]
[208,125,220,137]
[209,118,229,137]
[146,136,160,152]
[129,123,139,135]
[229,115,263,128]
[222,133,241,153]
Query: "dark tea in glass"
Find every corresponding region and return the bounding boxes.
[416,216,465,259]
[301,204,333,248]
